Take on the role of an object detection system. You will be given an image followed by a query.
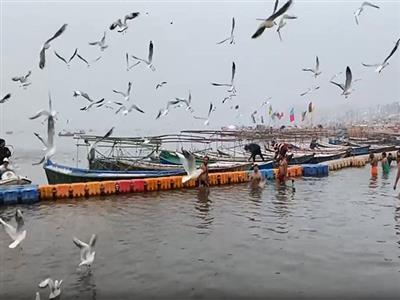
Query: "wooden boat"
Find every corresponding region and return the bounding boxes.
[309,151,348,164]
[44,160,186,184]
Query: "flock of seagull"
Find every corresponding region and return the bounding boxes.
[0,1,399,297]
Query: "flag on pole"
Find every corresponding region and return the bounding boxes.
[301,111,307,122]
[289,107,295,122]
[308,102,313,113]
[268,104,273,116]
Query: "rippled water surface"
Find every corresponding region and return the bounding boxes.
[1,166,400,299]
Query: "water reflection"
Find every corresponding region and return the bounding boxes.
[74,269,97,300]
[194,187,213,230]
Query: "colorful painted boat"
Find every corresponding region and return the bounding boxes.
[44,160,186,184]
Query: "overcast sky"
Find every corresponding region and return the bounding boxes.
[1,0,399,149]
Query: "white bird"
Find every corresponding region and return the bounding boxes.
[87,128,114,162]
[1,93,11,104]
[80,98,105,111]
[194,102,214,126]
[131,41,155,71]
[252,0,293,39]
[302,56,322,78]
[115,103,145,115]
[39,24,68,69]
[73,234,97,267]
[176,149,203,183]
[12,70,32,87]
[156,81,167,90]
[222,93,236,104]
[211,61,236,94]
[174,90,193,111]
[217,17,235,45]
[113,82,132,101]
[276,14,297,41]
[126,53,140,71]
[330,66,353,99]
[76,52,90,67]
[300,86,320,97]
[0,209,26,249]
[362,38,400,73]
[30,93,57,164]
[89,32,108,51]
[53,48,77,67]
[73,90,93,102]
[38,278,62,300]
[110,12,140,33]
[354,1,380,25]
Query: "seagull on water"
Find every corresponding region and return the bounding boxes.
[131,41,155,71]
[12,70,32,88]
[53,48,77,67]
[113,81,132,101]
[302,56,321,78]
[87,127,114,161]
[362,38,400,74]
[110,12,140,33]
[194,102,214,126]
[330,66,354,99]
[73,234,97,268]
[217,17,235,45]
[156,81,167,90]
[30,93,57,164]
[0,209,26,249]
[38,278,62,300]
[176,149,203,183]
[0,93,11,104]
[276,14,297,41]
[300,86,320,97]
[354,2,380,25]
[126,53,140,71]
[89,32,108,51]
[39,24,68,69]
[252,0,293,39]
[211,61,236,94]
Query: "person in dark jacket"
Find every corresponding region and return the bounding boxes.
[244,143,264,162]
[0,139,11,163]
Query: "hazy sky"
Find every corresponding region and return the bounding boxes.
[1,0,399,148]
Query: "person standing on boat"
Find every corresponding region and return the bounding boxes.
[244,143,265,162]
[198,156,209,187]
[0,139,11,163]
[271,140,288,161]
[369,153,378,177]
[381,152,390,175]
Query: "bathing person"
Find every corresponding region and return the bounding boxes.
[388,153,394,167]
[381,152,390,175]
[250,164,262,183]
[198,156,209,187]
[394,159,400,190]
[369,153,378,177]
[244,143,265,162]
[277,155,288,183]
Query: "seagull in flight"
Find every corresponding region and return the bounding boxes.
[89,32,108,51]
[126,53,140,71]
[217,17,235,45]
[30,93,57,164]
[194,102,214,126]
[300,86,320,97]
[131,41,155,71]
[156,81,167,90]
[211,61,236,94]
[115,103,145,115]
[330,66,353,99]
[76,52,90,67]
[12,70,32,88]
[113,81,132,101]
[354,2,380,25]
[38,278,62,300]
[73,90,93,102]
[53,48,77,67]
[0,209,27,249]
[73,234,97,268]
[176,149,203,183]
[276,14,297,41]
[0,93,11,104]
[110,12,140,33]
[174,90,193,111]
[87,127,114,161]
[302,56,321,78]
[39,24,68,69]
[362,38,400,74]
[252,0,293,39]
[80,98,105,111]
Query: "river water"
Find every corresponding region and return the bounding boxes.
[1,165,400,299]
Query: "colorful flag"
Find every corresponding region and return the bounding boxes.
[308,102,313,113]
[301,111,307,122]
[289,108,295,122]
[268,104,273,116]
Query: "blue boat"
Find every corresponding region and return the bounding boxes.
[350,145,370,156]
